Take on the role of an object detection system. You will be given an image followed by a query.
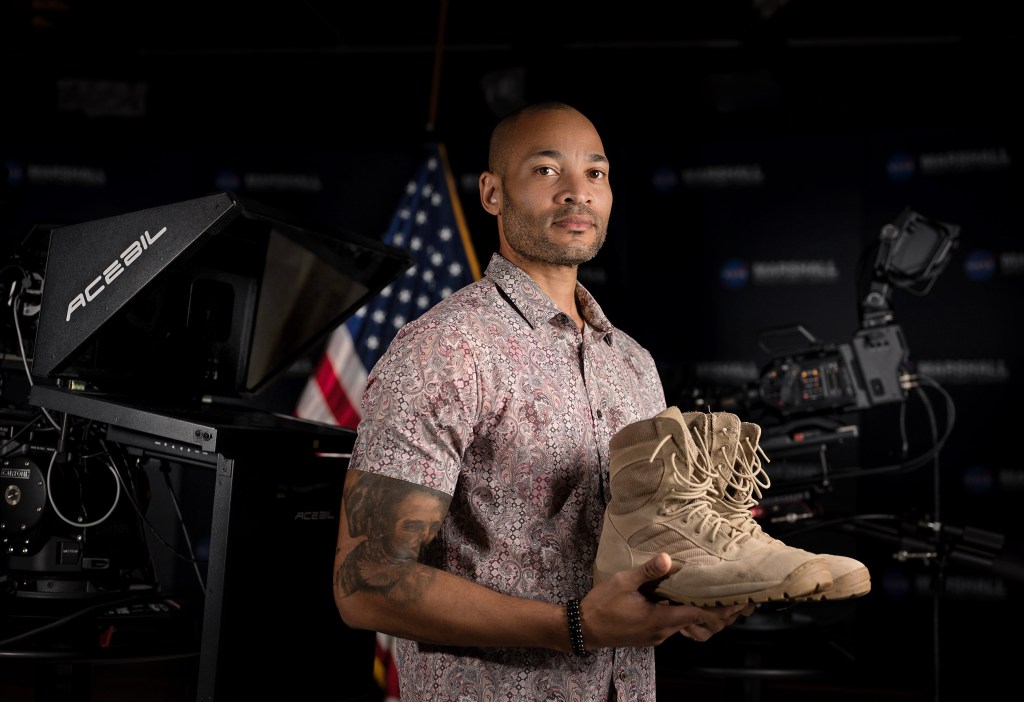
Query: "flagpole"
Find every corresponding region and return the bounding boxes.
[439,142,483,280]
[426,0,449,134]
[425,0,481,281]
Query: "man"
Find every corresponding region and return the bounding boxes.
[333,102,753,702]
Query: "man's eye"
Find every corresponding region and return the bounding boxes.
[589,170,606,179]
[536,166,555,175]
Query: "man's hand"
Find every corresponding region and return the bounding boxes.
[582,552,755,649]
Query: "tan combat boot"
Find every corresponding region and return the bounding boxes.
[685,412,871,601]
[595,406,833,606]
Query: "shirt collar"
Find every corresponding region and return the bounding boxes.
[484,253,615,339]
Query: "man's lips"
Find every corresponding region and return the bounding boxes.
[553,217,594,230]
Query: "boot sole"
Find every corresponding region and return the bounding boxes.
[596,558,834,608]
[794,566,872,601]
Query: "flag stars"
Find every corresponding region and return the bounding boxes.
[299,147,476,436]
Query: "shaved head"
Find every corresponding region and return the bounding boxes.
[488,102,583,178]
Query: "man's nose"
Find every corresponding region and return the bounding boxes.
[558,173,591,204]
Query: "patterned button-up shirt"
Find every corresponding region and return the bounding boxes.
[350,253,667,702]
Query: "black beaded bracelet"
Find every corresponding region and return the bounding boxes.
[566,598,588,656]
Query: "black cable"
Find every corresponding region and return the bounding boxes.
[157,461,207,594]
[776,512,901,539]
[97,443,207,570]
[8,286,60,431]
[0,412,49,456]
[0,594,144,648]
[768,378,956,490]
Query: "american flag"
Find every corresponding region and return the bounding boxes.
[294,141,480,701]
[294,141,481,429]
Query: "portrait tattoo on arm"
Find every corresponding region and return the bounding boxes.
[336,471,449,604]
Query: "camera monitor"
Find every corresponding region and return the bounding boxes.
[31,191,412,403]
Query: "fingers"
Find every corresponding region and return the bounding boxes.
[678,620,721,642]
[679,626,710,642]
[723,603,756,619]
[679,603,756,642]
[679,615,725,642]
[594,554,756,648]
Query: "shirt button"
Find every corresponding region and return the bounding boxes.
[596,410,603,419]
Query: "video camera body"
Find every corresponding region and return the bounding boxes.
[754,207,959,418]
[758,324,908,415]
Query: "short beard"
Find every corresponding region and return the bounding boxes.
[501,197,606,267]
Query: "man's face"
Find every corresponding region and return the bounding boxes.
[496,110,612,268]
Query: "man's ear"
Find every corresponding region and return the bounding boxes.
[479,172,501,215]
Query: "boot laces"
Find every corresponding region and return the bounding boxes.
[689,423,772,534]
[686,423,725,484]
[720,433,774,537]
[650,434,747,549]
[727,434,771,511]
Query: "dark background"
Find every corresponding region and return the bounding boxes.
[2,1,1021,700]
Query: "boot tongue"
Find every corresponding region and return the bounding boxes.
[707,412,742,478]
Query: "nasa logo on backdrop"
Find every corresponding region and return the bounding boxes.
[964,249,996,282]
[963,464,995,497]
[651,165,679,195]
[880,566,913,600]
[214,169,241,191]
[886,152,916,182]
[720,258,750,289]
[4,159,23,187]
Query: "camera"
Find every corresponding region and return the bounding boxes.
[749,208,958,419]
[758,323,909,415]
